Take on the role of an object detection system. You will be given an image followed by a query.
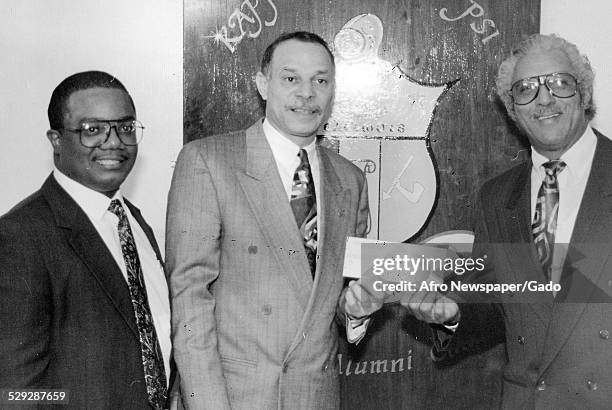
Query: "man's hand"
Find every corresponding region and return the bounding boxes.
[400,290,460,325]
[340,279,386,318]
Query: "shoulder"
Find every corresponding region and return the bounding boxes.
[0,187,54,241]
[592,127,609,142]
[179,129,247,163]
[593,128,612,159]
[318,145,365,181]
[478,161,529,203]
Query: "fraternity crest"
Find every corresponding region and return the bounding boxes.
[321,14,454,242]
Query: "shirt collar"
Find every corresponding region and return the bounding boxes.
[53,167,123,222]
[262,118,317,159]
[531,126,597,178]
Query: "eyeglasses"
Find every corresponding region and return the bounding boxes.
[510,72,578,106]
[61,120,145,148]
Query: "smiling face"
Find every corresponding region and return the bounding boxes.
[47,87,137,197]
[256,39,334,146]
[512,49,589,159]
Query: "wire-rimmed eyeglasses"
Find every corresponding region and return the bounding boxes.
[510,72,578,106]
[60,119,145,148]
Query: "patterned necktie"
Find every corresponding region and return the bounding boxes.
[532,160,566,280]
[290,149,317,277]
[108,200,167,409]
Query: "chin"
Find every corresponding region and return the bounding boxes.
[290,125,320,137]
[91,176,125,192]
[289,119,320,132]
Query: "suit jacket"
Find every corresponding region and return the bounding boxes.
[0,175,168,409]
[442,129,612,409]
[166,120,369,410]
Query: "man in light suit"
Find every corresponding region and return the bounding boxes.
[397,34,612,408]
[166,31,369,409]
[0,71,172,409]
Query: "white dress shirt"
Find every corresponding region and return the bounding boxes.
[262,119,370,342]
[530,126,597,285]
[262,118,321,208]
[53,168,171,381]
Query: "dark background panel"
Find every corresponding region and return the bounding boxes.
[337,304,507,409]
[184,0,536,239]
[185,0,539,408]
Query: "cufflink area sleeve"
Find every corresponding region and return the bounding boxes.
[345,313,371,344]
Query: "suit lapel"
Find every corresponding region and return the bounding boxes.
[309,147,349,313]
[42,176,139,340]
[125,200,164,269]
[236,122,312,311]
[285,146,351,359]
[505,162,553,323]
[540,131,612,373]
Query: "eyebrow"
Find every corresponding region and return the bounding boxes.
[79,115,136,122]
[278,67,331,75]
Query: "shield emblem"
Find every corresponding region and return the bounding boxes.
[321,14,454,242]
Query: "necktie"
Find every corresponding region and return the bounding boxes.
[108,200,167,409]
[290,149,317,277]
[532,160,566,280]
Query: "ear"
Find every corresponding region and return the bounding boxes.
[46,129,62,154]
[255,71,269,101]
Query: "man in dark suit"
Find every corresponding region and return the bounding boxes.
[166,32,369,410]
[394,34,612,408]
[0,71,171,409]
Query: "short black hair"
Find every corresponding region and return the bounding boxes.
[260,31,334,75]
[48,71,134,130]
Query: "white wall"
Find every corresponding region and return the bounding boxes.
[0,0,182,249]
[541,0,612,135]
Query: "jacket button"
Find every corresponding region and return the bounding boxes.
[262,304,272,315]
[537,380,546,391]
[282,364,288,373]
[518,336,525,344]
[599,329,610,339]
[586,379,598,391]
[302,332,307,340]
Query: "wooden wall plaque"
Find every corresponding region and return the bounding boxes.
[184,0,540,408]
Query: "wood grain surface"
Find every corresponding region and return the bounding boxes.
[184,1,539,408]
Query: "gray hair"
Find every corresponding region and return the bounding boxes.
[496,34,595,122]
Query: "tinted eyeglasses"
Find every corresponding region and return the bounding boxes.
[510,72,578,105]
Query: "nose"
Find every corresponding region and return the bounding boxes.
[101,125,123,148]
[535,83,554,105]
[296,80,315,99]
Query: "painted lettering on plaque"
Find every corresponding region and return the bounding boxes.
[338,352,413,376]
[206,0,278,53]
[439,1,500,44]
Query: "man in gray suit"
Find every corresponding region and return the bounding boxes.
[396,34,612,408]
[166,31,369,410]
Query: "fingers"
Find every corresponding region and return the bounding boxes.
[400,291,459,324]
[405,290,436,322]
[343,280,385,317]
